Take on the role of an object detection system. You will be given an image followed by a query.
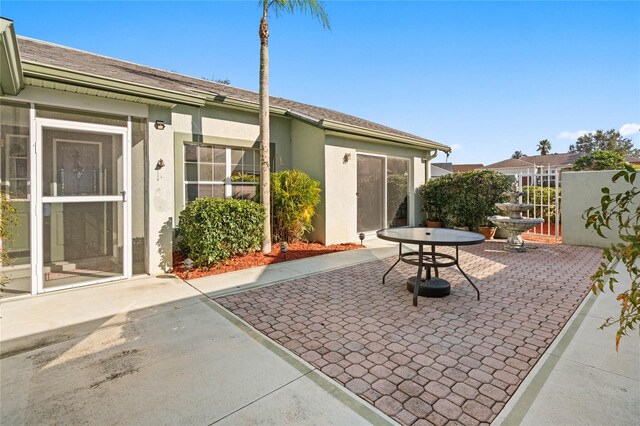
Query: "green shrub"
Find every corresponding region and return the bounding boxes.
[522,185,561,222]
[177,198,265,267]
[419,177,448,221]
[1,192,18,286]
[573,150,626,171]
[271,170,321,242]
[419,171,511,230]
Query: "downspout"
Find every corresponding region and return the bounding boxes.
[422,149,439,181]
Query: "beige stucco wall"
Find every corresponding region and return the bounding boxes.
[171,104,292,220]
[290,121,326,242]
[324,143,357,244]
[9,84,440,273]
[172,104,291,170]
[562,171,638,248]
[148,106,174,273]
[323,134,429,244]
[413,157,428,224]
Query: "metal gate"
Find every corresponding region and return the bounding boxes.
[515,166,561,241]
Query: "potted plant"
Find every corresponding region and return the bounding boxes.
[426,219,443,228]
[478,220,497,240]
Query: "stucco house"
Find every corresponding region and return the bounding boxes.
[0,19,449,296]
[481,152,584,187]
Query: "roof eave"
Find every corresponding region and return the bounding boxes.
[0,18,25,96]
[21,61,207,106]
[321,119,450,152]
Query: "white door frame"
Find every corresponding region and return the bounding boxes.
[31,117,132,294]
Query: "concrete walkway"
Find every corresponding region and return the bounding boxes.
[493,261,639,425]
[0,244,397,425]
[2,239,638,425]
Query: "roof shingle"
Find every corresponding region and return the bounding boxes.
[17,36,443,147]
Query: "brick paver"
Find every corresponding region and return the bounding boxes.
[217,243,600,425]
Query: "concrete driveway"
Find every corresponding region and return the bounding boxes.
[0,275,392,425]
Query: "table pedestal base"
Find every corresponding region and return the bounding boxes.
[407,277,450,298]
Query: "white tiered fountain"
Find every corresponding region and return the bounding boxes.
[488,191,544,252]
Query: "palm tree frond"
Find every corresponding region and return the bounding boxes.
[537,139,552,155]
[269,0,330,29]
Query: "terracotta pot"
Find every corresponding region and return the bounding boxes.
[426,220,443,228]
[478,226,497,240]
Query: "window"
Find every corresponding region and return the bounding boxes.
[184,143,259,203]
[230,147,259,200]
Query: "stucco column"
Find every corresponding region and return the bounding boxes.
[413,157,427,226]
[147,106,175,273]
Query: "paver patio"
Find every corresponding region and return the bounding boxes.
[216,242,602,425]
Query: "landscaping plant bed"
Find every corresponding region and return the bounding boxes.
[172,241,362,279]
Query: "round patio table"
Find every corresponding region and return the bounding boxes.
[376,227,485,307]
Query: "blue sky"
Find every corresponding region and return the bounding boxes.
[2,0,638,164]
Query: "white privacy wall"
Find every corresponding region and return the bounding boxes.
[562,170,638,248]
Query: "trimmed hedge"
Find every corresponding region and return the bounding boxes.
[177,198,265,267]
[419,171,511,230]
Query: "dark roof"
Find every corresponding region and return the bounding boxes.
[484,152,583,169]
[432,162,453,172]
[432,163,483,172]
[16,36,442,146]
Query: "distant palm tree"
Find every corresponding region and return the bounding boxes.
[258,0,330,252]
[512,150,525,159]
[537,139,552,155]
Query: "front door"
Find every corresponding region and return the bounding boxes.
[35,119,130,292]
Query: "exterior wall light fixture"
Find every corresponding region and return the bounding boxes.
[154,120,166,130]
[343,153,352,163]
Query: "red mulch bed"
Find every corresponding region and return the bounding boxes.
[172,241,362,279]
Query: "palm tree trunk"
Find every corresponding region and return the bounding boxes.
[259,10,271,253]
